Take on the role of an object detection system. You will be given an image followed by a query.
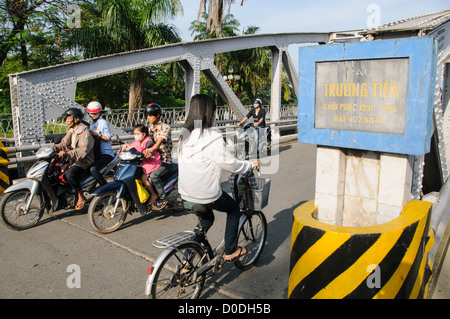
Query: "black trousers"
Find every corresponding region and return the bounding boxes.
[65,165,88,192]
[185,191,241,255]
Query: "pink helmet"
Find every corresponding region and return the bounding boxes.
[87,101,102,114]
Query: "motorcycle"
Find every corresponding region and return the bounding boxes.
[87,148,179,234]
[235,122,271,160]
[0,146,120,231]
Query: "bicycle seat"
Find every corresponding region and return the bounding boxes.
[183,201,210,215]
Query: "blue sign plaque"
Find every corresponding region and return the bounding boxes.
[298,37,437,155]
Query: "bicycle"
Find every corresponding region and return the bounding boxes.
[144,169,270,299]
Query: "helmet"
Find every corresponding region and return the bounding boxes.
[87,101,102,114]
[144,103,162,117]
[253,98,262,106]
[61,107,83,120]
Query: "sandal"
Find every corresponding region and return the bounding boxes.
[75,201,86,210]
[154,199,168,210]
[225,246,247,262]
[147,195,159,207]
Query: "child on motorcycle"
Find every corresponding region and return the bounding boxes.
[121,124,161,205]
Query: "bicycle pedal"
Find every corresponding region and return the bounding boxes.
[213,256,225,275]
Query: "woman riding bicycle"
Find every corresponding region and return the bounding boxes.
[178,94,259,262]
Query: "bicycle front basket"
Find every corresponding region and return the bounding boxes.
[248,177,271,211]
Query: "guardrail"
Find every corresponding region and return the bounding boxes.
[0,105,298,138]
[4,119,298,164]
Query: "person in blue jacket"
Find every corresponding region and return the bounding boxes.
[87,101,115,186]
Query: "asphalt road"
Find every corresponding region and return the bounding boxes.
[1,141,448,300]
[0,141,316,299]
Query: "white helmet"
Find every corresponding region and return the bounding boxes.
[87,101,102,114]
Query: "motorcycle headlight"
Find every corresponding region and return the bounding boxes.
[119,151,139,161]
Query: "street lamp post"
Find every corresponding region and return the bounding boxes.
[222,69,241,120]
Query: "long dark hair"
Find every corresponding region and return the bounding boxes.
[183,94,216,134]
[134,124,149,136]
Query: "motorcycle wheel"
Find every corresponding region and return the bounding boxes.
[88,192,129,234]
[0,190,44,230]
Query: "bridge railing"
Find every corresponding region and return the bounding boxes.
[4,118,298,165]
[0,105,298,138]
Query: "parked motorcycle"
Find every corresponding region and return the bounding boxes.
[88,148,179,234]
[0,146,120,230]
[235,122,271,160]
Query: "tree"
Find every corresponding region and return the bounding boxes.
[190,15,295,106]
[0,0,79,114]
[196,0,246,73]
[71,0,183,115]
[0,0,71,67]
[190,12,239,40]
[222,25,272,104]
[196,0,246,38]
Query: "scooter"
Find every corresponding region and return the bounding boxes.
[0,146,120,230]
[87,148,179,234]
[235,122,271,160]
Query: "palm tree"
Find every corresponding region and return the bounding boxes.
[190,11,240,85]
[190,11,294,105]
[196,0,246,72]
[190,12,240,40]
[197,0,246,38]
[72,0,183,116]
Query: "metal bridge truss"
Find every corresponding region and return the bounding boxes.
[8,30,450,199]
[8,32,330,150]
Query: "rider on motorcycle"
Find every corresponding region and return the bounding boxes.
[237,98,271,156]
[143,103,173,210]
[53,108,95,210]
[238,98,266,128]
[87,101,115,186]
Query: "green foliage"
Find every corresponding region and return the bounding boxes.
[0,0,296,116]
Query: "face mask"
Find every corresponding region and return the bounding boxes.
[134,135,144,141]
[253,104,259,108]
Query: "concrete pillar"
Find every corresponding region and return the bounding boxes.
[376,153,413,224]
[314,146,414,227]
[342,150,380,227]
[314,146,345,225]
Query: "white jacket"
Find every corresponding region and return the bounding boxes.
[178,128,253,204]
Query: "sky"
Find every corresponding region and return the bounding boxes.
[170,0,449,68]
[173,0,449,39]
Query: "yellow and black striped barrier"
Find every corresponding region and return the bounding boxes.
[289,200,434,299]
[0,141,10,193]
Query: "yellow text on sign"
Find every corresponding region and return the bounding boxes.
[324,82,398,98]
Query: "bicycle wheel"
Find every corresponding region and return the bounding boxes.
[88,192,128,234]
[0,190,44,230]
[150,242,207,299]
[234,211,267,270]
